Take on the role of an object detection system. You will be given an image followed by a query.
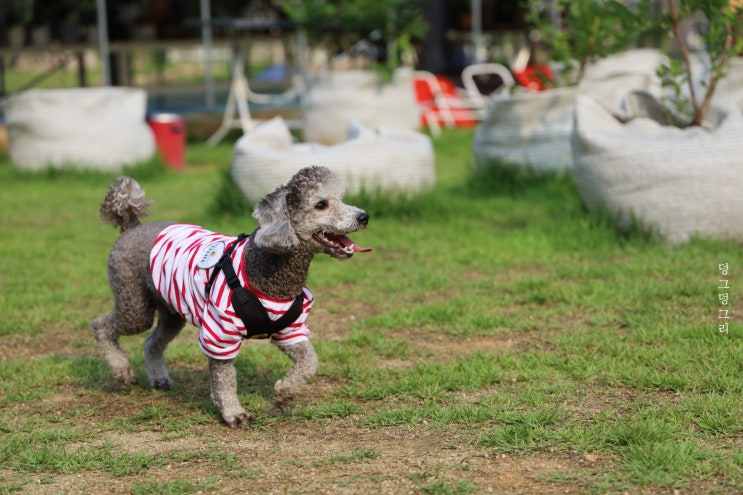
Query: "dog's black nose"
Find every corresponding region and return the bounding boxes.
[357,212,369,226]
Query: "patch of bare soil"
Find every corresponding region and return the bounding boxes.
[0,298,110,361]
[15,415,601,495]
[7,403,728,495]
[415,330,531,357]
[307,295,378,342]
[0,330,95,362]
[2,294,728,495]
[4,361,727,495]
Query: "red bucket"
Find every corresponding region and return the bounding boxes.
[148,113,185,171]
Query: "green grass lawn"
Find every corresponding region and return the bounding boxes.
[0,130,741,494]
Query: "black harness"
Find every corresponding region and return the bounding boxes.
[204,233,304,340]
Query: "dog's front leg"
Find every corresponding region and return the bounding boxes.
[274,340,319,406]
[208,357,255,427]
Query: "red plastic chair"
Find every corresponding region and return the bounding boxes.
[413,72,479,134]
[512,64,554,92]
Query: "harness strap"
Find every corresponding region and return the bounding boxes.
[204,234,248,299]
[204,234,304,339]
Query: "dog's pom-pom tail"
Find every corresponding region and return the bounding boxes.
[99,176,154,233]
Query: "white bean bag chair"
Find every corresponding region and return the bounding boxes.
[473,49,669,172]
[583,48,667,83]
[231,116,435,201]
[473,72,654,172]
[302,68,419,145]
[3,87,155,171]
[572,91,743,245]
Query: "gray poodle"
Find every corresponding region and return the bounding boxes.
[91,166,371,427]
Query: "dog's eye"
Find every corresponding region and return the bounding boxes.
[315,200,328,210]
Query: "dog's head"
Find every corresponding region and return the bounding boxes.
[252,166,371,259]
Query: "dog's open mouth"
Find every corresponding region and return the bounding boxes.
[313,232,372,256]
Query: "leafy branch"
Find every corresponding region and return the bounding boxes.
[659,0,743,126]
[525,0,653,86]
[281,0,427,77]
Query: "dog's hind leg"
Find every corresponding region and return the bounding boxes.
[90,287,155,386]
[209,357,256,428]
[144,306,186,390]
[274,340,319,406]
[91,314,140,385]
[91,240,158,386]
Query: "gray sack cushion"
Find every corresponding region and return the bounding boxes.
[4,87,154,171]
[572,91,743,245]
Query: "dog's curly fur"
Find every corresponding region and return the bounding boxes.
[91,166,369,427]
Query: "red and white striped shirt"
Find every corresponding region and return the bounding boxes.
[149,224,313,360]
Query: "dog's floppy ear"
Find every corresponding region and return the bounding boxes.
[252,186,299,252]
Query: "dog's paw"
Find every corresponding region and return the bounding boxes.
[150,377,174,391]
[274,378,301,403]
[224,411,256,428]
[274,387,294,407]
[113,366,137,386]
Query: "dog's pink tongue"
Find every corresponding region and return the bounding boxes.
[338,234,373,253]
